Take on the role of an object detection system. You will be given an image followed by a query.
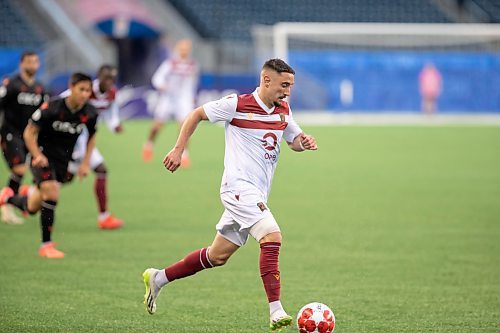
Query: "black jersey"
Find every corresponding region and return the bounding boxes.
[30,97,98,165]
[0,75,48,136]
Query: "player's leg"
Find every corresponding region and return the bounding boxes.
[93,158,123,230]
[142,94,170,162]
[1,135,28,224]
[143,230,241,314]
[250,217,293,330]
[37,179,64,258]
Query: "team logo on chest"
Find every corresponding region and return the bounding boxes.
[262,132,277,151]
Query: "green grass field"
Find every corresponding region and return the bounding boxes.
[1,121,499,332]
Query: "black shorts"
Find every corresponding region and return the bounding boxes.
[31,160,72,185]
[1,131,28,168]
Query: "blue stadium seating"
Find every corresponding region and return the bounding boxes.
[166,0,450,40]
[0,0,44,47]
[471,0,500,22]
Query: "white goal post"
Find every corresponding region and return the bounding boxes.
[252,23,500,114]
[268,23,500,61]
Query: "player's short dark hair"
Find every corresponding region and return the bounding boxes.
[262,59,295,75]
[97,64,117,77]
[69,72,92,86]
[20,51,38,62]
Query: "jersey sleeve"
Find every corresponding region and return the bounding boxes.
[30,102,53,129]
[151,61,172,90]
[283,108,303,143]
[0,78,11,111]
[202,94,238,123]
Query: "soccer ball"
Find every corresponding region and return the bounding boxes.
[296,302,335,333]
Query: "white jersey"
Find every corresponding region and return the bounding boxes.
[203,88,302,201]
[151,57,198,100]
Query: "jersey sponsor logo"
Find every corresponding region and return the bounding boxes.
[52,121,86,134]
[262,132,278,162]
[262,132,277,151]
[17,92,43,106]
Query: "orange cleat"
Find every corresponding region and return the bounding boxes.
[99,215,124,230]
[0,187,14,206]
[39,242,65,259]
[181,155,191,169]
[142,143,153,163]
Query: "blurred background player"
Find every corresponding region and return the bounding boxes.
[0,73,98,258]
[0,51,48,225]
[63,65,124,230]
[142,59,318,330]
[419,62,443,115]
[142,39,199,167]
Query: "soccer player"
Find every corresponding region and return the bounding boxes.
[142,59,318,330]
[142,39,199,167]
[0,73,98,258]
[0,51,48,224]
[63,65,124,230]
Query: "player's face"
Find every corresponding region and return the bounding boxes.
[98,69,117,92]
[267,71,294,107]
[20,55,40,77]
[69,81,92,108]
[176,40,192,59]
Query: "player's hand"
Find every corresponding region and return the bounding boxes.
[77,163,90,181]
[301,133,318,150]
[163,148,183,173]
[114,124,123,133]
[32,154,49,167]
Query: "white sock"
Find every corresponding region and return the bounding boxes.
[98,212,110,221]
[269,300,284,316]
[154,269,169,288]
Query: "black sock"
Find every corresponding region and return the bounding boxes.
[41,200,57,243]
[7,195,27,212]
[8,174,22,194]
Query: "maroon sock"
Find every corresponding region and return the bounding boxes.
[260,242,282,303]
[165,248,214,282]
[94,174,107,213]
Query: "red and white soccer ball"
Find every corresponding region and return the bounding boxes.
[296,302,335,333]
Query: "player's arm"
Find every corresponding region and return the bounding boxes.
[288,133,318,152]
[152,61,172,92]
[24,122,48,167]
[0,78,11,114]
[104,101,122,133]
[163,106,208,172]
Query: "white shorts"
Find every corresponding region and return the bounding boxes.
[67,128,104,174]
[216,190,280,247]
[153,92,193,122]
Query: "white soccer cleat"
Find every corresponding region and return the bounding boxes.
[270,309,293,331]
[1,205,24,225]
[142,268,162,314]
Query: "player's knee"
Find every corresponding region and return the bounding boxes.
[40,182,60,201]
[260,232,282,244]
[94,163,107,174]
[250,216,282,243]
[208,253,231,267]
